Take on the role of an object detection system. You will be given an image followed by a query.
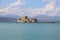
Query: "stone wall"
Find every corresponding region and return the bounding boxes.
[17,16,37,23]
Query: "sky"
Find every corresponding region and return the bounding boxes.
[0,0,60,17]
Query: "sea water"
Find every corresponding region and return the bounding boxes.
[0,22,60,40]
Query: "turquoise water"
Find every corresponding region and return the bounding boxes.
[0,22,60,40]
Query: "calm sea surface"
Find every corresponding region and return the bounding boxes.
[0,22,60,40]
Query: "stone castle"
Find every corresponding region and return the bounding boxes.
[17,16,37,23]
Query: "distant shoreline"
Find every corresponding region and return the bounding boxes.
[0,21,60,23]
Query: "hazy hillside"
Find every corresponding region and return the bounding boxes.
[34,15,60,22]
[0,16,17,22]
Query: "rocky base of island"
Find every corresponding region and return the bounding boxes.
[17,16,37,23]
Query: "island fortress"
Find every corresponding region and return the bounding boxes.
[17,16,37,23]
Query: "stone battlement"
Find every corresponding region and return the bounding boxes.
[17,16,37,23]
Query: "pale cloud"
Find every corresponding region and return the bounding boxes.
[41,0,50,2]
[26,0,56,16]
[25,0,60,17]
[0,0,60,17]
[30,0,60,16]
[0,0,25,13]
[7,0,25,9]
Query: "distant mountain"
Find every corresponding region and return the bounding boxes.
[0,16,17,22]
[0,14,20,19]
[34,15,60,22]
[0,14,60,22]
[5,14,20,19]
